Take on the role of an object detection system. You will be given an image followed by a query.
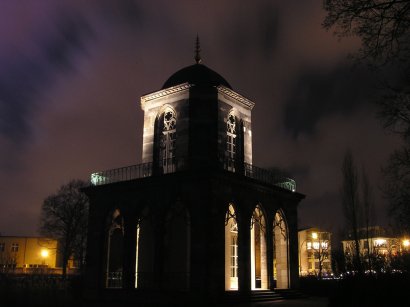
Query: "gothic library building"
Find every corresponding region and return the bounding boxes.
[83,49,305,304]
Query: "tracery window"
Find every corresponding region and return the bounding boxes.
[160,108,176,173]
[105,209,124,288]
[225,204,238,290]
[230,235,238,278]
[226,112,236,171]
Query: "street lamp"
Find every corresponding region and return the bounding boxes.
[402,239,410,250]
[41,249,49,266]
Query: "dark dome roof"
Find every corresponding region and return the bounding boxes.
[162,64,232,89]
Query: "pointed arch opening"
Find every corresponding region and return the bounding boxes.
[250,205,268,290]
[225,204,238,290]
[105,208,124,288]
[162,202,191,291]
[273,210,289,289]
[226,111,237,172]
[225,110,244,173]
[135,207,155,289]
[154,106,177,174]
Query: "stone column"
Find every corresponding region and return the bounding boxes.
[238,211,251,293]
[84,193,108,297]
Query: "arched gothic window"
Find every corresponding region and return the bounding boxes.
[251,205,268,290]
[226,112,237,171]
[105,209,124,288]
[225,204,238,290]
[158,108,176,174]
[273,210,289,289]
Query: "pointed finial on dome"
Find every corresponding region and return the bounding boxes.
[194,35,202,64]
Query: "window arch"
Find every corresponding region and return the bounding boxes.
[135,207,155,289]
[250,205,268,289]
[225,110,244,172]
[226,112,237,171]
[162,202,191,290]
[105,209,124,288]
[225,204,238,290]
[226,111,237,167]
[155,107,177,174]
[273,210,289,289]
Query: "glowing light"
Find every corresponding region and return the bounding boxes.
[403,239,410,247]
[41,249,49,258]
[374,239,386,246]
[311,232,318,239]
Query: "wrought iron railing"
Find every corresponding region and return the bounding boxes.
[243,162,296,192]
[91,157,296,192]
[91,163,152,185]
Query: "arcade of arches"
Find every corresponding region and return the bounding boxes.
[103,202,290,292]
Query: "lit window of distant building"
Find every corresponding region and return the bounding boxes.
[11,243,19,252]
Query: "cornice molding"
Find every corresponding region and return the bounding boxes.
[217,85,255,110]
[141,82,255,111]
[141,83,192,108]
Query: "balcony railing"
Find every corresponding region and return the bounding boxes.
[90,157,296,192]
[91,162,153,186]
[243,162,296,192]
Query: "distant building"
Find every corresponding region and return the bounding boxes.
[0,236,57,273]
[341,226,410,259]
[0,236,78,274]
[298,228,332,277]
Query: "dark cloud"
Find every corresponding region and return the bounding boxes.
[257,3,279,59]
[0,10,92,147]
[221,2,280,62]
[284,65,376,137]
[97,0,143,27]
[43,12,92,70]
[0,57,45,143]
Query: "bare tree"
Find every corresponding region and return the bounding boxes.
[382,147,410,235]
[39,179,89,277]
[341,150,363,274]
[361,166,376,271]
[311,232,331,278]
[323,0,410,66]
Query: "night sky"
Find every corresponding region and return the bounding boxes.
[0,1,401,237]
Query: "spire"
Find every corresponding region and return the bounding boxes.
[194,35,202,64]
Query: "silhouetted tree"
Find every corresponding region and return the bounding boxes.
[39,179,89,277]
[361,166,375,271]
[323,0,410,66]
[341,150,363,274]
[331,246,346,276]
[311,232,331,278]
[382,148,410,235]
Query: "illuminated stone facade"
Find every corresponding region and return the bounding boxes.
[298,228,332,277]
[84,61,305,304]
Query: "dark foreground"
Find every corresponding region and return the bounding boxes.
[1,274,409,307]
